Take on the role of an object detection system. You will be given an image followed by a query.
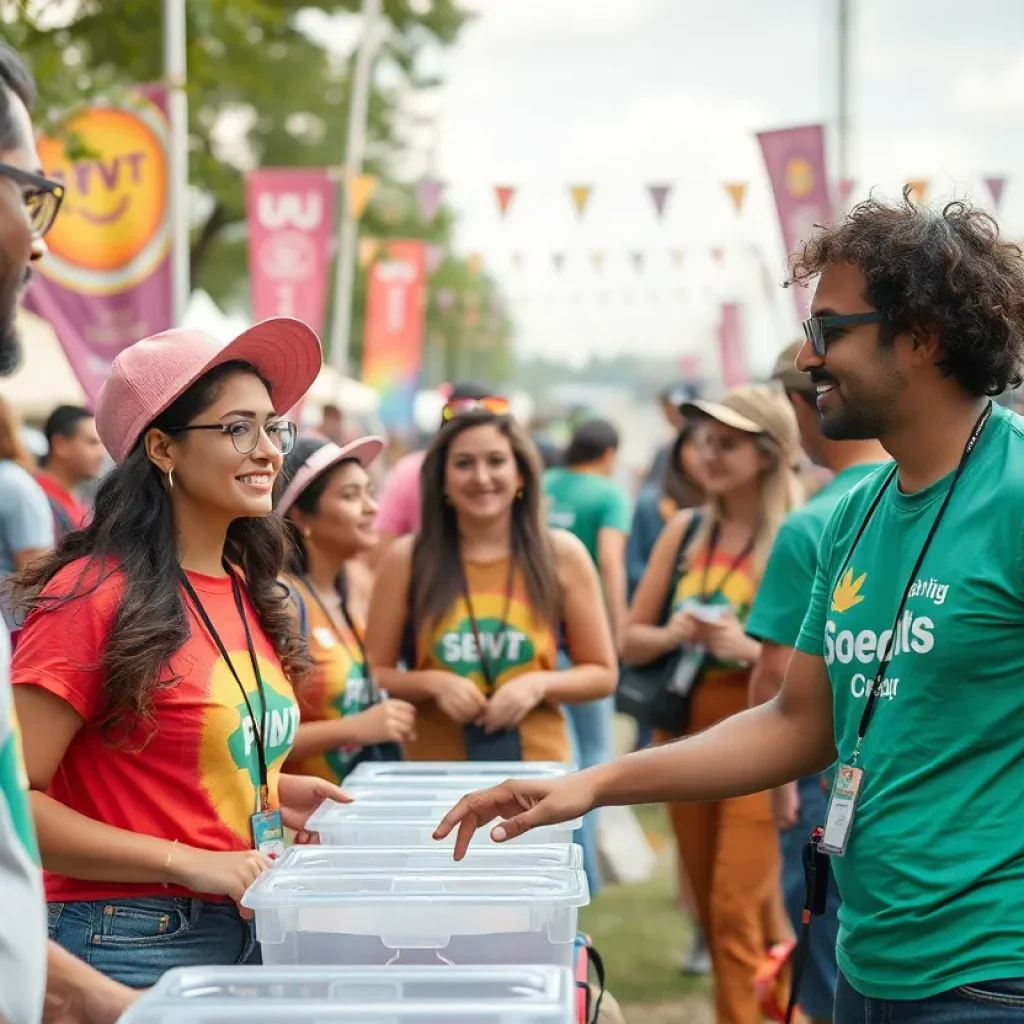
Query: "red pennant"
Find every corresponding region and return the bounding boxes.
[494,185,517,218]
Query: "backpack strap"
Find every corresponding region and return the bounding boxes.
[659,508,704,625]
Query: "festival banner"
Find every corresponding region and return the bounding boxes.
[245,168,336,336]
[647,184,672,220]
[984,176,1006,211]
[361,239,427,431]
[756,123,832,320]
[569,185,593,219]
[718,302,748,387]
[494,185,517,218]
[723,181,748,213]
[26,86,172,405]
[415,178,445,222]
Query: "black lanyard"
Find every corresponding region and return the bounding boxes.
[838,401,992,764]
[699,521,755,603]
[299,573,380,703]
[458,554,516,690]
[179,563,270,812]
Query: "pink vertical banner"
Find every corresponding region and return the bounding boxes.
[718,303,748,387]
[25,86,172,405]
[756,124,832,321]
[245,168,336,334]
[361,240,427,431]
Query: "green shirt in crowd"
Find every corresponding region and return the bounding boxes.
[543,467,631,566]
[796,401,1024,1000]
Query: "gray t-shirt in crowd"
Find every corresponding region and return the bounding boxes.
[0,460,52,575]
[0,622,46,1024]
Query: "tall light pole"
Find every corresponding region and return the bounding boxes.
[163,0,190,324]
[329,0,384,379]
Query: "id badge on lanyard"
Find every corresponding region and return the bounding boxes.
[819,763,864,857]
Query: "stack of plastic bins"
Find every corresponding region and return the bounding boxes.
[344,760,574,788]
[119,965,576,1023]
[240,845,590,969]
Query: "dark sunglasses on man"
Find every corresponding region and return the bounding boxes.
[0,162,65,237]
[801,312,884,357]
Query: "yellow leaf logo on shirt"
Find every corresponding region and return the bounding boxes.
[831,568,866,613]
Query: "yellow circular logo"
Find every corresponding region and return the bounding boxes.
[785,157,815,200]
[37,99,170,295]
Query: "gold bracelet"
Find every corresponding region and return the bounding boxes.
[162,839,179,889]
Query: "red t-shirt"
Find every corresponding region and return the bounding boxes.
[33,472,88,531]
[11,559,301,902]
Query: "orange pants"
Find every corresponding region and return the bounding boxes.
[657,672,783,1024]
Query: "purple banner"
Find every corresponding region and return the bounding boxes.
[26,86,172,406]
[757,124,832,321]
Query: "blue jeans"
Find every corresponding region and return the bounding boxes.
[48,897,260,989]
[780,774,841,1020]
[835,971,1024,1023]
[562,682,613,896]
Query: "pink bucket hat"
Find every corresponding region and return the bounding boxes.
[95,318,322,464]
[276,436,385,516]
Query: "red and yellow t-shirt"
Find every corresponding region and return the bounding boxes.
[285,575,373,783]
[411,556,568,762]
[11,559,300,902]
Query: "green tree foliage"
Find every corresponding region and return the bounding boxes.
[1,0,514,379]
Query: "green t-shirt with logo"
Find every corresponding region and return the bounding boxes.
[796,402,1024,1000]
[747,462,887,648]
[543,467,631,566]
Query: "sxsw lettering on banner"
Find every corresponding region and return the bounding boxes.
[256,191,326,318]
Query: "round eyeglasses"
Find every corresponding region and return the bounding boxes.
[166,420,297,456]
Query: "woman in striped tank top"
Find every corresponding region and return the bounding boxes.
[366,396,617,762]
[277,436,416,782]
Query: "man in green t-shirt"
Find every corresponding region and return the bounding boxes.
[437,193,1024,1022]
[746,339,889,1024]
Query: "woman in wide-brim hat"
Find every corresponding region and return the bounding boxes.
[10,319,350,988]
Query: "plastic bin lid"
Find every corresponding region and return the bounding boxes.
[306,798,582,832]
[241,865,589,911]
[121,965,575,1022]
[346,761,573,783]
[271,843,584,874]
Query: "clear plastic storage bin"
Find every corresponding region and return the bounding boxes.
[120,965,576,1022]
[306,797,581,847]
[241,863,589,969]
[272,843,584,874]
[345,761,573,787]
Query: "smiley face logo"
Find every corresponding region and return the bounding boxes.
[36,97,170,295]
[784,157,815,200]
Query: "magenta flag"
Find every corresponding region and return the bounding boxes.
[25,86,172,405]
[757,124,832,320]
[718,303,748,387]
[984,177,1006,212]
[245,169,336,334]
[415,178,445,222]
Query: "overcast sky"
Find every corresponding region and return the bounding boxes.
[314,0,1024,375]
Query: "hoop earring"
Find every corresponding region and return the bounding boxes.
[516,487,524,500]
[167,469,175,491]
[303,528,312,539]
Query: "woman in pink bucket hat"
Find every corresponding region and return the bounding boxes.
[7,318,351,988]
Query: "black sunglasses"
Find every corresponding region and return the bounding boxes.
[0,163,65,238]
[802,312,885,357]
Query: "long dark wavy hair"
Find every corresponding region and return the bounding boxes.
[412,412,559,630]
[13,360,312,741]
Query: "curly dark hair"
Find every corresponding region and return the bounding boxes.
[789,187,1024,396]
[13,361,313,743]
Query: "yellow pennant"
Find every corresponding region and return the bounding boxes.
[358,237,380,268]
[723,181,748,213]
[569,184,593,219]
[907,179,928,203]
[345,174,377,220]
[670,248,684,268]
[590,251,605,273]
[467,252,483,277]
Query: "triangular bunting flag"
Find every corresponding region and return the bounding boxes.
[590,251,605,273]
[647,184,672,221]
[631,251,645,272]
[415,178,445,222]
[838,178,855,207]
[553,252,566,272]
[723,182,748,213]
[711,247,725,266]
[426,243,446,274]
[569,185,593,219]
[670,248,684,268]
[494,185,517,218]
[510,251,524,270]
[984,176,1006,211]
[345,174,377,220]
[357,237,380,268]
[435,288,455,311]
[907,179,928,203]
[467,253,483,277]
